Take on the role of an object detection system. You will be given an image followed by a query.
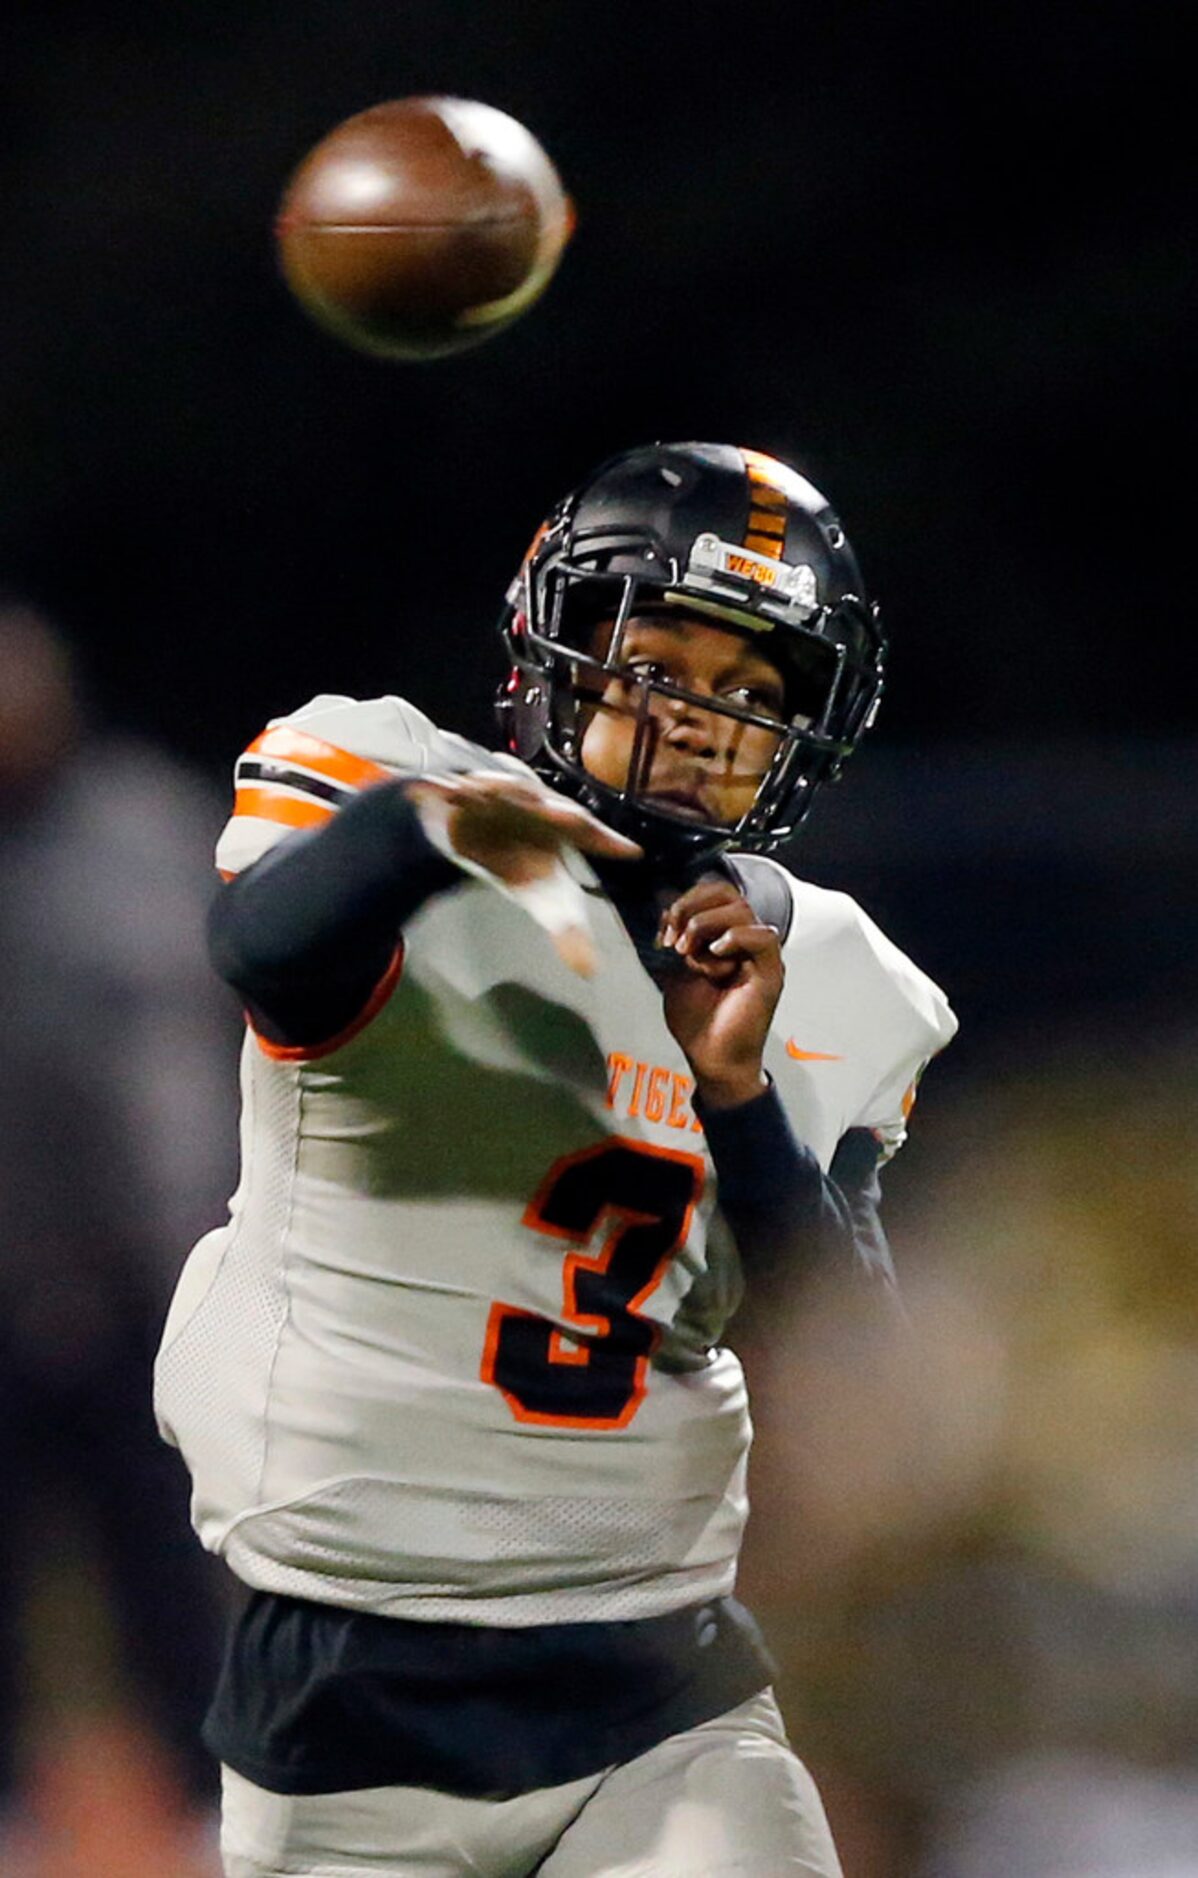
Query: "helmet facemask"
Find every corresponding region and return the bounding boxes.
[499,511,883,861]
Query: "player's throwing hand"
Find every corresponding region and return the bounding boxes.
[408,773,641,976]
[408,773,640,881]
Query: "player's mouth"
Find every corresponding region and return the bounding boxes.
[641,786,711,821]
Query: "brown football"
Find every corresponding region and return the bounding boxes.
[275,97,573,360]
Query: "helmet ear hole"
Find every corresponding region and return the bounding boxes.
[497,665,552,762]
[512,679,550,761]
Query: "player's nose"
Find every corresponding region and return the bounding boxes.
[657,691,723,761]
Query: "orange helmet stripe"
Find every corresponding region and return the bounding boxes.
[739,447,791,560]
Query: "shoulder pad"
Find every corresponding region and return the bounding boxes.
[720,853,795,942]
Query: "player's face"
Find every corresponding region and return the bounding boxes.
[579,612,789,827]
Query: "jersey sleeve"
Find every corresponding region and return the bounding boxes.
[214,694,519,880]
[701,1083,898,1294]
[848,906,958,1165]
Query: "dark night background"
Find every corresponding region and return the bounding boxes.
[1,0,1192,1038]
[3,10,1197,1870]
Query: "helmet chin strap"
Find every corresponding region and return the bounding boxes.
[577,767,742,877]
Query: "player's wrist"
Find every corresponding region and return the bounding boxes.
[692,1068,770,1112]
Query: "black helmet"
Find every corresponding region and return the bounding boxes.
[496,441,885,858]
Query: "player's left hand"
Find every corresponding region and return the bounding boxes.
[656,879,784,1109]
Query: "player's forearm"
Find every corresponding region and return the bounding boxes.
[699,1082,896,1292]
[208,780,458,1044]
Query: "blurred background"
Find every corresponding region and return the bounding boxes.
[1,1,1192,1872]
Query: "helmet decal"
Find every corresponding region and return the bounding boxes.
[683,532,819,620]
[739,447,792,560]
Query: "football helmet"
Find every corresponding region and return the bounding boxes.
[496,441,885,858]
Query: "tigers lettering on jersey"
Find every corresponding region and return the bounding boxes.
[606,1053,704,1134]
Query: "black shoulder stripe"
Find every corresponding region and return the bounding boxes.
[236,759,357,806]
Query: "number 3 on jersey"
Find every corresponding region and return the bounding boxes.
[481,1137,705,1429]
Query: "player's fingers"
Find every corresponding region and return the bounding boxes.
[672,900,759,956]
[679,923,782,983]
[422,773,559,815]
[684,924,779,971]
[533,797,643,858]
[709,924,781,958]
[681,950,740,983]
[660,879,742,924]
[409,779,558,877]
[427,774,550,822]
[658,882,748,949]
[442,775,641,859]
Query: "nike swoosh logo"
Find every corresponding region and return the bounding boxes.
[786,1040,844,1062]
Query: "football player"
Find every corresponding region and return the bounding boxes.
[156,442,956,1876]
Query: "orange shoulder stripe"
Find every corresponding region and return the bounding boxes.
[232,786,335,831]
[245,725,394,792]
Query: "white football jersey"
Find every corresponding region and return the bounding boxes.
[155,695,956,1625]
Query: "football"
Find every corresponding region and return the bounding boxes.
[275,97,573,360]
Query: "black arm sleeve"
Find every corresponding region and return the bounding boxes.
[208,780,460,1048]
[698,1081,896,1293]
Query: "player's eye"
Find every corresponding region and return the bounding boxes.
[615,657,671,685]
[723,682,785,720]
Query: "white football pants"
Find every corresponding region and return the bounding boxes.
[220,1689,843,1876]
